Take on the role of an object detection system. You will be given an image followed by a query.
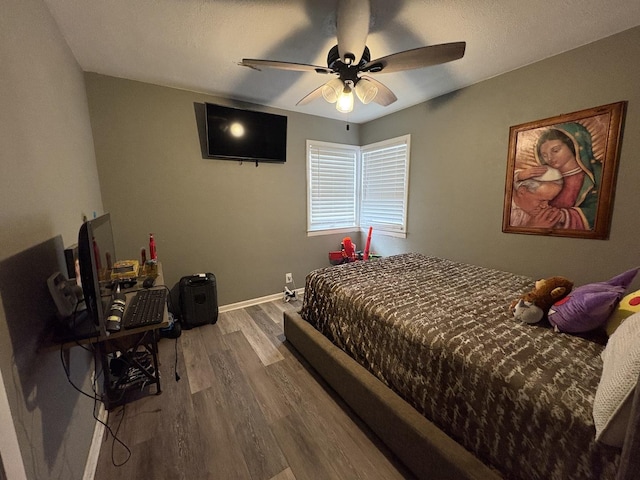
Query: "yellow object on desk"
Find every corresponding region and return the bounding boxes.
[110,259,140,281]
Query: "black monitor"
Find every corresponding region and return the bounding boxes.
[77,213,117,337]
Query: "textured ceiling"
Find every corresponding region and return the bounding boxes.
[43,0,640,123]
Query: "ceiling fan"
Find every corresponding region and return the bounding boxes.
[240,0,466,113]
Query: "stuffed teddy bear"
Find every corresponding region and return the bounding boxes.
[511,276,574,324]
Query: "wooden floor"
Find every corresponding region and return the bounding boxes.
[94,297,412,479]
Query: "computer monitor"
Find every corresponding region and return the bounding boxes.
[77,213,117,338]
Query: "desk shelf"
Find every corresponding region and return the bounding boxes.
[100,329,162,409]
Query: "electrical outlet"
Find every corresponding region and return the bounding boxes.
[285,272,293,283]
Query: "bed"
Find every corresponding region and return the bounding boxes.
[283,253,640,479]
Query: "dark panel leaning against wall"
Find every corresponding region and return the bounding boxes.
[0,237,94,479]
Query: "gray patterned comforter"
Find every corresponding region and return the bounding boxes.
[300,253,620,480]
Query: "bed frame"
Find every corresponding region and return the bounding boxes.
[284,310,640,480]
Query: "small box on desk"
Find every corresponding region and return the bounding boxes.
[179,273,218,329]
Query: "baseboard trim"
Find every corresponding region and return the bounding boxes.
[83,403,107,480]
[219,288,304,313]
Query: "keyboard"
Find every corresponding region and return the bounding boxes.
[122,288,167,329]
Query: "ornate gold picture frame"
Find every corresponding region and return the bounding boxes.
[502,102,626,239]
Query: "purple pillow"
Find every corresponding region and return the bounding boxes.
[548,268,639,333]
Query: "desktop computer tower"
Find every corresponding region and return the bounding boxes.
[179,273,218,329]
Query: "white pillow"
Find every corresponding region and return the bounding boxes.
[593,311,640,447]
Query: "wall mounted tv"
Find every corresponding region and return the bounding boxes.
[205,103,287,163]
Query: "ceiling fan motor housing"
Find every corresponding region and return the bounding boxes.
[327,45,371,84]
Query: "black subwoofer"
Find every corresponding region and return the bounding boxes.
[179,273,218,329]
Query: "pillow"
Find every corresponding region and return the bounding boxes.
[547,268,638,333]
[593,311,640,447]
[605,289,640,336]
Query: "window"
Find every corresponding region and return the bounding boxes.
[307,135,410,236]
[360,136,410,234]
[307,141,359,232]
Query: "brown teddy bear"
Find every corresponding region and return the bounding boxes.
[511,276,574,324]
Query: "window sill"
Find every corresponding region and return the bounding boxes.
[307,227,360,237]
[362,228,406,239]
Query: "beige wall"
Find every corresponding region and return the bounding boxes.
[85,74,360,304]
[362,26,640,289]
[0,0,103,477]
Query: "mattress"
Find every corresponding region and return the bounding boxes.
[300,253,620,479]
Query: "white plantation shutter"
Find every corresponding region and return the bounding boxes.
[306,135,410,236]
[360,135,410,233]
[307,140,358,232]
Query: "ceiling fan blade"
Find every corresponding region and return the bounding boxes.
[240,59,332,74]
[362,42,466,74]
[337,0,370,64]
[360,75,397,106]
[296,84,326,106]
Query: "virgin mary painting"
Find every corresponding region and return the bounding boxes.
[503,102,625,239]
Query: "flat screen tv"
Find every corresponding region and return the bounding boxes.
[78,213,117,337]
[205,103,287,163]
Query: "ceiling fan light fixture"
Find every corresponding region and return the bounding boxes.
[336,82,354,113]
[355,78,378,104]
[242,1,465,114]
[322,78,344,103]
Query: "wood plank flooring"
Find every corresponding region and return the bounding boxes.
[93,298,412,479]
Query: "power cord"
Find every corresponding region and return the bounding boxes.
[154,284,181,382]
[174,334,181,382]
[108,403,131,467]
[59,341,132,466]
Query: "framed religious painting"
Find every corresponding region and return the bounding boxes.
[502,101,626,239]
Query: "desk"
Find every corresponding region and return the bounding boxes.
[96,317,164,410]
[100,264,169,410]
[55,264,169,410]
